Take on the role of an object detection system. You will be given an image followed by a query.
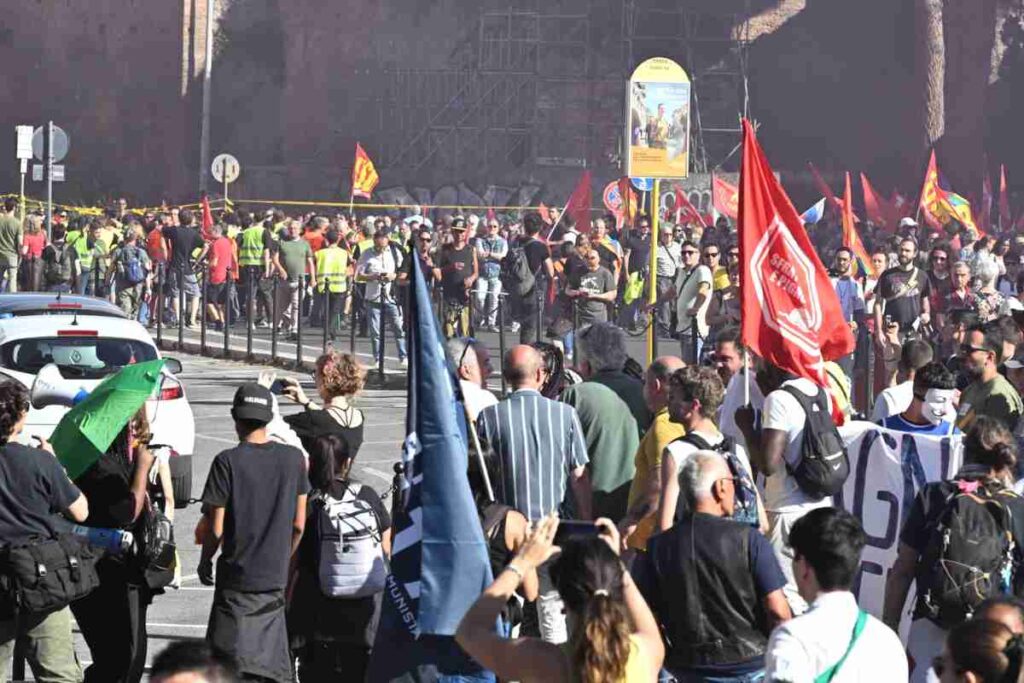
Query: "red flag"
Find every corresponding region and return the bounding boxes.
[807,163,842,212]
[738,120,855,400]
[712,175,739,220]
[1000,164,1010,229]
[860,173,898,231]
[844,173,876,277]
[351,143,380,199]
[980,166,993,233]
[200,194,214,241]
[672,184,707,227]
[537,202,553,226]
[566,170,592,233]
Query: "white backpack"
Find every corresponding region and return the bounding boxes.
[314,483,387,599]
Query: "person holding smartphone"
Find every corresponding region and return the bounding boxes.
[456,516,664,683]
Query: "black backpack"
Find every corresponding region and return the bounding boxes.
[501,246,536,296]
[134,505,176,590]
[780,385,850,500]
[675,433,759,528]
[916,480,1018,629]
[43,243,72,286]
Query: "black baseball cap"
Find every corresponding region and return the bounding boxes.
[231,384,274,424]
[451,217,466,231]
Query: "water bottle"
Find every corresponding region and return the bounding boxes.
[70,525,134,554]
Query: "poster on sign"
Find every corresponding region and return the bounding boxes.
[625,57,690,179]
[833,422,963,640]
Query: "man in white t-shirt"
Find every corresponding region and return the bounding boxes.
[736,362,833,614]
[445,336,497,421]
[765,507,906,682]
[871,338,934,421]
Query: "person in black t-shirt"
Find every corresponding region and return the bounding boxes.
[200,384,309,683]
[434,219,478,336]
[874,237,932,344]
[518,213,555,343]
[161,209,209,327]
[0,382,87,683]
[566,250,617,325]
[289,433,391,682]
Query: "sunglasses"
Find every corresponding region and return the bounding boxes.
[703,251,720,258]
[682,250,699,256]
[960,343,993,355]
[931,255,948,261]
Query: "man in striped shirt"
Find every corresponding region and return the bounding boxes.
[477,344,592,645]
[477,345,592,523]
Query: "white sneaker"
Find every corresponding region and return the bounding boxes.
[400,357,409,367]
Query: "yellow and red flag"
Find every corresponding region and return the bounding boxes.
[351,143,380,199]
[917,150,944,230]
[842,173,876,278]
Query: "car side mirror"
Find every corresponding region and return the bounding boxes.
[163,357,183,375]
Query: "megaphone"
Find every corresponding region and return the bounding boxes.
[31,363,89,409]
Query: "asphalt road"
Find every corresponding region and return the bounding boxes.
[67,352,409,679]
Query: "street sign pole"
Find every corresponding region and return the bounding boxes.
[198,0,215,193]
[647,179,660,365]
[46,121,53,237]
[19,159,26,226]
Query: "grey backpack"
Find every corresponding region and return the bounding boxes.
[314,484,387,599]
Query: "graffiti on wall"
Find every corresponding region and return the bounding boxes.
[375,182,543,214]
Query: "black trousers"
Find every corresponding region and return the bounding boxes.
[70,560,150,683]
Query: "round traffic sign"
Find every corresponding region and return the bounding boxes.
[630,177,653,192]
[32,126,69,163]
[211,153,240,184]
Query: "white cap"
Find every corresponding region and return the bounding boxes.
[899,217,918,228]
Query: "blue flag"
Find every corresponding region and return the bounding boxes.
[366,253,496,682]
[801,197,826,224]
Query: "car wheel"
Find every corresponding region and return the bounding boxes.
[168,454,193,509]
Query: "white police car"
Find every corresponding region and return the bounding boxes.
[0,294,196,505]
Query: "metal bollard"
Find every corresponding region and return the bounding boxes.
[497,293,507,396]
[156,263,164,346]
[349,278,357,355]
[271,276,280,363]
[296,279,304,368]
[322,278,331,354]
[224,276,233,358]
[177,265,185,349]
[535,288,543,344]
[246,274,255,361]
[200,264,208,355]
[378,287,386,379]
[391,462,405,514]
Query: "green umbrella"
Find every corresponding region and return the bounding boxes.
[51,358,166,480]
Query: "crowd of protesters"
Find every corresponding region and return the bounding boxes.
[8,190,1024,682]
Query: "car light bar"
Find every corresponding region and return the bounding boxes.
[56,330,99,336]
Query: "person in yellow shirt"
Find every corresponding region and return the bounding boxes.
[702,243,730,291]
[619,356,686,553]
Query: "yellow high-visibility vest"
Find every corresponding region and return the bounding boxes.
[238,226,265,267]
[315,247,348,294]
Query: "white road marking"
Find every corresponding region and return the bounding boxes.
[360,466,394,483]
[195,433,236,445]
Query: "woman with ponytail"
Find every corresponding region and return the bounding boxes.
[456,515,664,682]
[883,416,1024,683]
[934,619,1024,682]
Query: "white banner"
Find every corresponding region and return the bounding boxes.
[835,422,963,637]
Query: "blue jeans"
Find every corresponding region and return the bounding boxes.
[77,268,92,295]
[369,301,407,362]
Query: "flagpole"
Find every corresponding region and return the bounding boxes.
[463,405,494,502]
[743,349,751,407]
[544,197,573,242]
[647,180,660,365]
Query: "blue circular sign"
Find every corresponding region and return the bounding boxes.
[630,177,653,192]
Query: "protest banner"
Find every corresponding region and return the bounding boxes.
[834,422,963,640]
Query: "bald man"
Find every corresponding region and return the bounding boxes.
[476,345,593,644]
[477,345,592,522]
[621,356,687,552]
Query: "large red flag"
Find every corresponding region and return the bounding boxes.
[1000,164,1011,229]
[860,173,898,231]
[566,170,592,233]
[712,175,739,220]
[739,120,855,396]
[200,194,214,241]
[672,183,707,227]
[844,173,876,278]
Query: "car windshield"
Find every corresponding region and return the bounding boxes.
[1,337,158,379]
